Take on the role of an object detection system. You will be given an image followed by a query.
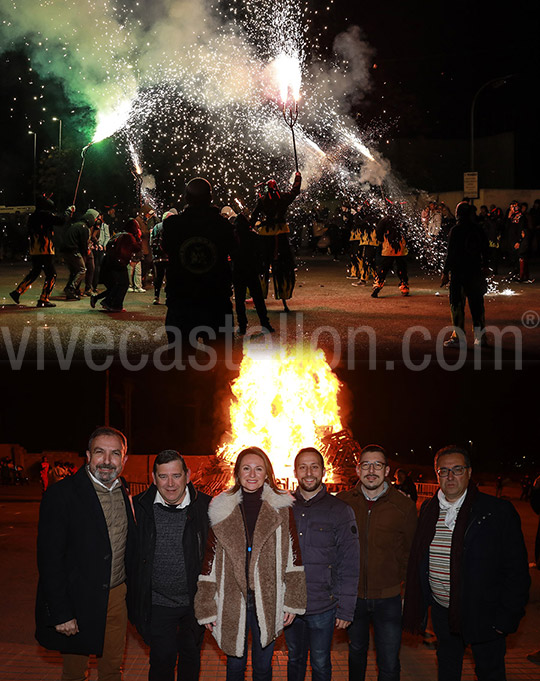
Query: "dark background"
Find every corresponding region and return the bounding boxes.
[1,0,538,207]
[0,362,536,474]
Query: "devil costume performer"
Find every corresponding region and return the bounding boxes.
[10,196,70,308]
[250,172,301,311]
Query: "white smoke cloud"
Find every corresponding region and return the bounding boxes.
[1,1,385,198]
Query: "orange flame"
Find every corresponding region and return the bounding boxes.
[218,346,343,488]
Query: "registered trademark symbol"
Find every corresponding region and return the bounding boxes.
[521,310,540,329]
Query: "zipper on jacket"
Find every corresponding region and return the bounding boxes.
[364,507,371,598]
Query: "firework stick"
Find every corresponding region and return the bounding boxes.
[290,124,299,173]
[72,144,93,206]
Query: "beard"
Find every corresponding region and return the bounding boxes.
[92,464,119,484]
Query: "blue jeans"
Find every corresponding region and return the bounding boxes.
[226,606,275,681]
[347,595,402,681]
[284,607,336,681]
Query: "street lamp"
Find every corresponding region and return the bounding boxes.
[52,117,62,151]
[470,74,514,171]
[28,130,37,203]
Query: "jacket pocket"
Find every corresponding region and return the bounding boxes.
[310,522,333,548]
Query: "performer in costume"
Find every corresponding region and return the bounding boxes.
[250,172,301,312]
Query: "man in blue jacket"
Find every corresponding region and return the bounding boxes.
[403,445,530,681]
[285,447,359,681]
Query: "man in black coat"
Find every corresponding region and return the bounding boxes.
[403,445,530,681]
[129,450,210,681]
[35,426,136,681]
[162,178,235,352]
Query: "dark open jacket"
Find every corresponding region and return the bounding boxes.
[128,482,210,644]
[292,485,359,621]
[404,490,530,643]
[35,466,136,655]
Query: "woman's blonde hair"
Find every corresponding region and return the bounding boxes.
[228,446,284,495]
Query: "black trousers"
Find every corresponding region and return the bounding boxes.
[149,605,204,681]
[259,233,295,300]
[17,254,56,301]
[233,271,270,330]
[375,256,408,288]
[448,275,486,332]
[97,257,129,309]
[153,260,167,298]
[431,600,507,681]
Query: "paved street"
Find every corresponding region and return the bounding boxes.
[0,255,538,367]
[0,486,539,680]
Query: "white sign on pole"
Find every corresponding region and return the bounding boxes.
[463,172,479,198]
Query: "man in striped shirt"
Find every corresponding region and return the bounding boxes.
[403,446,530,681]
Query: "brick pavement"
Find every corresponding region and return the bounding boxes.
[1,485,539,680]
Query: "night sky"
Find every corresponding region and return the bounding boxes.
[0,363,535,474]
[1,0,538,206]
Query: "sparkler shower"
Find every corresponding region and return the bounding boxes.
[2,0,456,272]
[1,0,381,199]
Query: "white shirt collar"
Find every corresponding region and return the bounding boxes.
[154,485,191,509]
[86,466,120,491]
[361,481,389,501]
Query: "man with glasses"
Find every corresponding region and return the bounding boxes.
[338,445,417,680]
[403,446,530,681]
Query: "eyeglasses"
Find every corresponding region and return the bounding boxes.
[436,465,469,477]
[359,461,386,471]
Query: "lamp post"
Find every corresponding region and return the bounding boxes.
[28,130,37,203]
[52,117,62,151]
[470,74,514,171]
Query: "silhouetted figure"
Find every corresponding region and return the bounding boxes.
[250,172,301,312]
[162,178,235,349]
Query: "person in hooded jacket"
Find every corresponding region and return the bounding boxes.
[162,178,235,348]
[62,208,99,300]
[9,196,72,307]
[440,201,490,347]
[90,218,142,312]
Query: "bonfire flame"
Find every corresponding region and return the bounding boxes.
[218,346,343,488]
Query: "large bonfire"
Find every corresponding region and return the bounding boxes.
[193,346,361,494]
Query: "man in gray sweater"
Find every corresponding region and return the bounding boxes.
[130,450,210,681]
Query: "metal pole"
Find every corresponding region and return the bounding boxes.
[283,102,299,173]
[72,143,93,206]
[470,74,514,171]
[291,125,299,173]
[32,132,37,203]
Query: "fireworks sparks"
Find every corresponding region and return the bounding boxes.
[270,52,302,105]
[2,0,452,271]
[2,0,381,202]
[92,99,133,144]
